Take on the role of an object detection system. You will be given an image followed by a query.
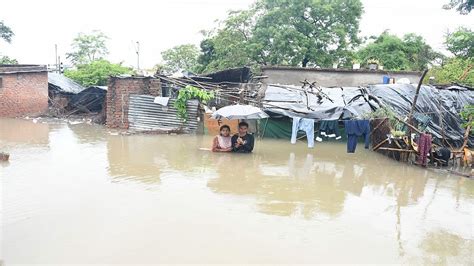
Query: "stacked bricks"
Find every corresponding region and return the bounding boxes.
[106,77,161,129]
[0,70,48,117]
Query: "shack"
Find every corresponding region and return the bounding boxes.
[0,64,48,117]
[69,86,107,113]
[259,81,473,166]
[105,68,260,134]
[48,73,85,114]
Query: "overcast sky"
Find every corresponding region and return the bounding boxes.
[0,0,472,69]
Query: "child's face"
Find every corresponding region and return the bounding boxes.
[221,128,230,137]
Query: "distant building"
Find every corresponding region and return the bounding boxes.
[261,66,422,87]
[0,65,48,117]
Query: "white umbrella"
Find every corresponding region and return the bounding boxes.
[211,104,269,120]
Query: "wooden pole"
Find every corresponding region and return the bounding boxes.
[394,116,422,134]
[373,138,389,151]
[459,123,472,151]
[407,69,429,145]
[407,69,429,122]
[370,118,388,136]
[377,147,416,152]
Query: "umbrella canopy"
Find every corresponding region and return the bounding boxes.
[211,104,269,120]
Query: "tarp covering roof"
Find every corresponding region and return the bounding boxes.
[263,84,378,120]
[263,83,474,147]
[69,86,107,113]
[369,84,474,147]
[48,73,86,94]
[191,67,252,83]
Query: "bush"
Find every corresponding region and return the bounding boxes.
[427,57,474,87]
[64,59,133,87]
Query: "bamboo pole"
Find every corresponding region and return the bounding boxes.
[377,147,416,152]
[407,69,429,123]
[370,118,388,136]
[459,123,472,151]
[394,116,422,135]
[407,69,429,145]
[373,138,389,151]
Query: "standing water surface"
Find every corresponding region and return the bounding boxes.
[1,118,473,264]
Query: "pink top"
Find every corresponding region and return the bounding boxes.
[217,135,232,149]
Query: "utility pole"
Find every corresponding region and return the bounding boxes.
[55,44,58,73]
[136,41,140,71]
[58,56,61,73]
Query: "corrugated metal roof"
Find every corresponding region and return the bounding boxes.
[48,73,86,94]
[128,94,199,132]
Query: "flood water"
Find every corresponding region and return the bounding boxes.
[1,118,473,264]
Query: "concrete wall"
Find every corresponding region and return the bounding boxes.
[0,71,48,117]
[261,66,422,87]
[106,77,161,129]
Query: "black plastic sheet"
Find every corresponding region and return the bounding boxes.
[368,84,473,147]
[263,84,473,147]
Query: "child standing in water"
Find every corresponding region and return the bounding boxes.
[212,125,232,152]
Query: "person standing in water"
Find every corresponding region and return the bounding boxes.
[211,125,233,152]
[231,121,254,153]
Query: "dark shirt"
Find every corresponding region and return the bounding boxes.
[343,120,371,149]
[231,133,254,153]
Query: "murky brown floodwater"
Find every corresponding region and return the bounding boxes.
[1,118,473,264]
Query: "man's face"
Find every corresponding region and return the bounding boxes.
[238,126,248,136]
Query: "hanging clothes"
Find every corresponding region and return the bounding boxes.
[417,133,432,167]
[343,120,370,153]
[291,117,315,148]
[316,120,341,142]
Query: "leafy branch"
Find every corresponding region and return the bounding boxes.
[174,86,214,121]
[460,104,474,132]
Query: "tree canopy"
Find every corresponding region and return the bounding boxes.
[445,27,474,58]
[0,20,18,64]
[428,57,474,86]
[443,0,474,14]
[0,21,14,43]
[198,0,363,73]
[64,59,133,87]
[356,32,442,71]
[0,56,18,64]
[161,44,200,74]
[66,30,109,65]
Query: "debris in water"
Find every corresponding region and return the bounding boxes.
[0,152,10,161]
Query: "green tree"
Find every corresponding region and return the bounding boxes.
[0,20,18,64]
[460,104,474,132]
[198,8,259,73]
[66,30,109,65]
[443,0,473,14]
[427,57,474,86]
[161,44,200,74]
[0,21,14,43]
[254,0,363,67]
[0,56,18,64]
[356,32,442,71]
[445,27,474,58]
[199,0,363,72]
[64,59,133,87]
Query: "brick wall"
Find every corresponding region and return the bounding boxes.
[106,77,161,129]
[0,72,48,117]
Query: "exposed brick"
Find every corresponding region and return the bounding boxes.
[105,77,162,129]
[0,71,48,117]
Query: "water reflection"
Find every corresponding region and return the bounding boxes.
[105,134,210,186]
[68,122,107,144]
[0,118,50,147]
[420,230,473,265]
[2,118,473,264]
[206,145,437,219]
